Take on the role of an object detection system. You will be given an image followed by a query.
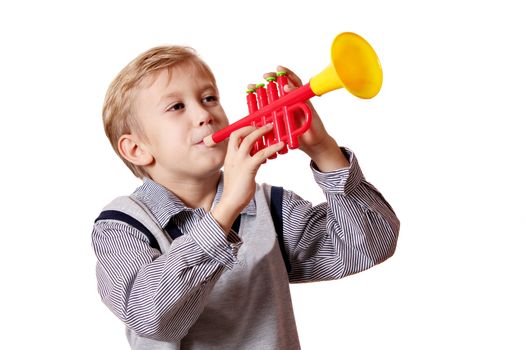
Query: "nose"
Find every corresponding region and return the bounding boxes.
[194,105,214,127]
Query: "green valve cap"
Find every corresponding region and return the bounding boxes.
[265,76,276,82]
[277,71,287,76]
[246,88,255,93]
[256,83,266,88]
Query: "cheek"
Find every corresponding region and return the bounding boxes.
[214,107,229,125]
[150,124,187,154]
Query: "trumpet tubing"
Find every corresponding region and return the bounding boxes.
[203,32,383,155]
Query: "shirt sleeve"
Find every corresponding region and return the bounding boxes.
[91,212,242,342]
[281,147,400,283]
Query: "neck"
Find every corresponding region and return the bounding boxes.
[152,171,221,211]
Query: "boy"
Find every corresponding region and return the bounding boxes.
[92,45,400,349]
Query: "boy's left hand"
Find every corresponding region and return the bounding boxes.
[254,66,349,172]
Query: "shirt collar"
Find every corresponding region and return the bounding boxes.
[131,172,257,228]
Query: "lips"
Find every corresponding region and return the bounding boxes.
[193,132,213,145]
[193,125,220,145]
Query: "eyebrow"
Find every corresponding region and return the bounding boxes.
[157,92,180,107]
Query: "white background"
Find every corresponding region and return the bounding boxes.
[1,0,524,349]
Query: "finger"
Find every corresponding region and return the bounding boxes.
[277,65,303,86]
[284,84,294,93]
[228,126,256,150]
[276,66,299,93]
[246,83,257,91]
[251,141,285,164]
[276,65,288,75]
[238,124,274,154]
[263,72,277,80]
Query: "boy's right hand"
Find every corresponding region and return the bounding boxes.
[211,124,284,234]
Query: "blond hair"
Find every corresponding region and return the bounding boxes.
[102,45,216,178]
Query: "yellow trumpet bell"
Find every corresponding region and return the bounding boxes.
[309,32,383,99]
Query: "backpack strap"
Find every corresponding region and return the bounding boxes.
[95,210,162,251]
[94,196,172,253]
[270,186,291,273]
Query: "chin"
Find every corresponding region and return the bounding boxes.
[197,156,224,174]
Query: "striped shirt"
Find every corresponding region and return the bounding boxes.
[92,148,400,347]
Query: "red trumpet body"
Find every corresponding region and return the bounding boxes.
[203,74,314,156]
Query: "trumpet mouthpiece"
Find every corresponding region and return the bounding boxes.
[203,135,217,147]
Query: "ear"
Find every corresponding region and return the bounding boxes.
[118,134,154,167]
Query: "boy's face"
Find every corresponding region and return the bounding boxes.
[134,61,229,181]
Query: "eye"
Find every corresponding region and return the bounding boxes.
[202,95,218,104]
[168,102,185,111]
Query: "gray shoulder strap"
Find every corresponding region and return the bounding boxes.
[99,196,173,253]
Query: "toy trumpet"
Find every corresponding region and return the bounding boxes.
[203,32,383,156]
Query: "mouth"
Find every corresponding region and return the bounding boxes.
[193,126,217,146]
[193,134,211,146]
